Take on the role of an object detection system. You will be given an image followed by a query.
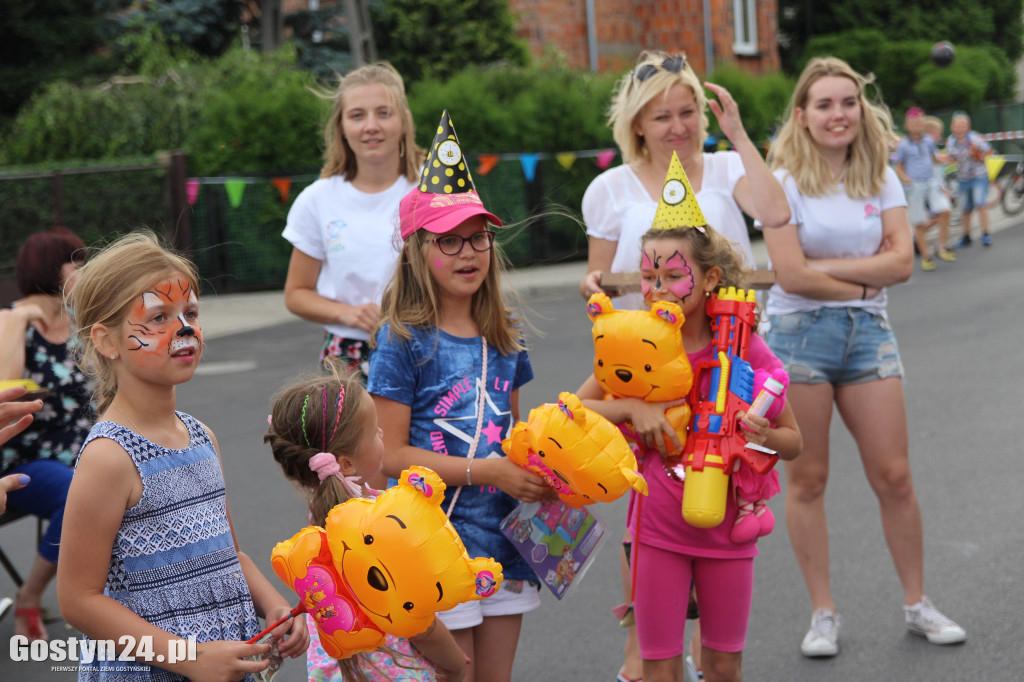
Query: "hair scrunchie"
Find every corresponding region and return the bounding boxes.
[309,452,341,480]
[308,451,364,498]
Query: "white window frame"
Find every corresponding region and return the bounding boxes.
[732,0,758,56]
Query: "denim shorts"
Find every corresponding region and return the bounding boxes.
[958,176,989,212]
[765,307,904,386]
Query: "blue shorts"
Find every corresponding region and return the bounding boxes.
[958,176,989,212]
[765,307,904,386]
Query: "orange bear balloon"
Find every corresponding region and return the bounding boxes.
[271,466,503,659]
[503,392,647,508]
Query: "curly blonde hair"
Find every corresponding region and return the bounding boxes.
[768,56,898,199]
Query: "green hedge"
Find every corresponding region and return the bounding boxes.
[800,31,1016,114]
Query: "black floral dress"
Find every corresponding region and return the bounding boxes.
[1,325,93,473]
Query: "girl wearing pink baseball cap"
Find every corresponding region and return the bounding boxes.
[368,111,550,682]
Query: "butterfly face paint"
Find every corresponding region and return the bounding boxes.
[640,243,695,304]
[125,278,202,362]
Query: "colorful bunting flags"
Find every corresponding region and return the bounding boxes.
[476,153,500,176]
[519,153,539,183]
[556,152,577,170]
[596,149,617,170]
[224,180,246,208]
[185,179,200,206]
[271,177,293,204]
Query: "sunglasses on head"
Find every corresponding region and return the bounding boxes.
[633,55,687,84]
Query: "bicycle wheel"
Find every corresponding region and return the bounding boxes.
[1001,173,1024,215]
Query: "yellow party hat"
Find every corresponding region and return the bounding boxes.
[418,109,475,195]
[650,151,707,233]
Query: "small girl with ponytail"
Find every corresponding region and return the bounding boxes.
[265,360,469,682]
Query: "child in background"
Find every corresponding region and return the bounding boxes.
[264,361,469,681]
[58,231,308,681]
[368,112,549,682]
[947,111,994,247]
[892,107,954,271]
[577,173,802,681]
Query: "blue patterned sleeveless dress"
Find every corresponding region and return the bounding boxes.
[76,412,260,681]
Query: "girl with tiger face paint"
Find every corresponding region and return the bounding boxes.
[125,277,203,361]
[62,232,309,679]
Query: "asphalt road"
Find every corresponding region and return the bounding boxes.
[2,223,1022,681]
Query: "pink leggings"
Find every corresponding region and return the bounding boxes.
[632,543,754,660]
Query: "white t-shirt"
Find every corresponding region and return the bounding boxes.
[760,166,907,317]
[583,152,753,309]
[282,174,417,340]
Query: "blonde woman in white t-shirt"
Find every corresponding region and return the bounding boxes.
[283,62,425,376]
[763,56,965,659]
[578,50,790,309]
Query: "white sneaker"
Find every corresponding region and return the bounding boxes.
[904,596,966,644]
[800,607,840,657]
[683,654,703,681]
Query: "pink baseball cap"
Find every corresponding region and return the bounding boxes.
[399,188,502,241]
[400,109,503,241]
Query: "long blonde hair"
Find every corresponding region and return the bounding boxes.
[67,231,199,415]
[374,229,526,357]
[768,56,897,199]
[320,62,424,182]
[609,50,709,164]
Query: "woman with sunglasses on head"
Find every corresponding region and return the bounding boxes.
[579,50,790,308]
[283,62,424,378]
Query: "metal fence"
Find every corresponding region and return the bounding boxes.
[0,149,607,300]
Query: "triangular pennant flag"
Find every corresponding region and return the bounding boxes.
[519,153,539,183]
[596,149,617,169]
[476,153,500,176]
[419,109,475,194]
[185,179,200,206]
[224,180,246,209]
[556,152,577,170]
[271,177,292,204]
[650,151,707,233]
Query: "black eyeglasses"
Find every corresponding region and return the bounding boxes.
[427,231,495,256]
[633,55,688,84]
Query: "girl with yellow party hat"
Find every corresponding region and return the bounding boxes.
[578,152,802,682]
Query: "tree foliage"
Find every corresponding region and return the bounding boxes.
[369,0,530,84]
[2,35,326,176]
[0,0,113,120]
[103,0,245,57]
[799,30,1015,113]
[778,0,1024,72]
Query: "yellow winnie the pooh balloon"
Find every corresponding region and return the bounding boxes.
[503,392,647,508]
[588,293,694,456]
[271,466,503,659]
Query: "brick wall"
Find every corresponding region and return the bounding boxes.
[508,0,780,76]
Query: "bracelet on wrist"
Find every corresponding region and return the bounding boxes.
[466,459,473,486]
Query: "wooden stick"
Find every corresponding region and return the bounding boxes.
[599,269,777,295]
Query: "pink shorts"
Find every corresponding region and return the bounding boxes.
[632,543,754,659]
